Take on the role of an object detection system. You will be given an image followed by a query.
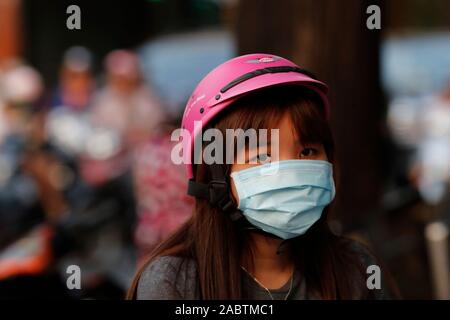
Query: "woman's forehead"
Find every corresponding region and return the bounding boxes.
[263,112,300,139]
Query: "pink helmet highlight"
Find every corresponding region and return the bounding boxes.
[181,53,330,179]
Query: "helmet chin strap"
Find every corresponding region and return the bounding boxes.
[187,163,243,221]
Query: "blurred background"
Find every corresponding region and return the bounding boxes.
[0,0,450,299]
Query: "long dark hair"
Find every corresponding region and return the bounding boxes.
[127,85,369,299]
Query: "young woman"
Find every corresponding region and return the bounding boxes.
[127,54,397,300]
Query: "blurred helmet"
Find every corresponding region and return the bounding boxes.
[104,50,140,79]
[62,46,93,73]
[0,63,43,104]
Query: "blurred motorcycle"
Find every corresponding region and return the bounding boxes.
[0,107,137,299]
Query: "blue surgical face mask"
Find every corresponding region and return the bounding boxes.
[230,159,336,240]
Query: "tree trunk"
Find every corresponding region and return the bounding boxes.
[0,0,23,64]
[236,0,384,228]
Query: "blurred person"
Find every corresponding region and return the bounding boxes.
[411,80,450,212]
[0,110,137,298]
[0,61,43,141]
[0,61,45,245]
[80,49,166,188]
[132,119,194,260]
[128,54,398,300]
[0,139,136,299]
[45,47,95,156]
[45,48,136,190]
[50,46,95,111]
[0,59,138,299]
[89,49,165,147]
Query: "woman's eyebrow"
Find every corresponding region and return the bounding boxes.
[297,139,322,145]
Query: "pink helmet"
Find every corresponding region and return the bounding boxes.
[181,53,329,180]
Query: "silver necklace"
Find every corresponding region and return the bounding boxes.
[241,266,294,300]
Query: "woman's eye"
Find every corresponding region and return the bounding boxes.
[256,153,271,164]
[299,148,316,158]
